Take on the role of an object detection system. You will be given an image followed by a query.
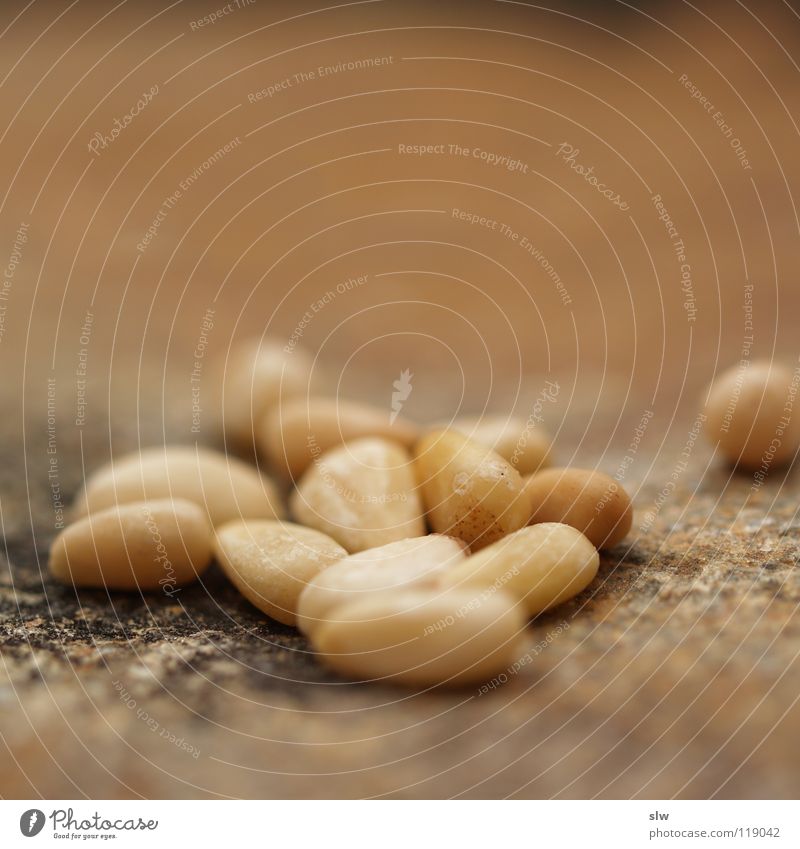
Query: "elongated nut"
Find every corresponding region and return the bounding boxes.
[311,588,527,687]
[704,359,800,470]
[49,499,212,591]
[297,534,467,635]
[259,397,419,480]
[290,438,425,553]
[72,445,283,527]
[525,468,632,549]
[214,339,313,446]
[213,519,346,625]
[442,523,598,615]
[448,415,551,475]
[414,430,529,551]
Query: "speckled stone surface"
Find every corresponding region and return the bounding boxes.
[2,398,799,799]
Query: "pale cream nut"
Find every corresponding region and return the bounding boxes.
[524,467,633,549]
[414,429,529,551]
[446,415,551,475]
[704,359,800,470]
[290,437,425,553]
[213,519,346,626]
[311,587,527,687]
[214,339,313,447]
[72,445,284,527]
[296,534,467,635]
[259,396,419,481]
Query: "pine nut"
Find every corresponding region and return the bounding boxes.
[414,430,530,550]
[72,445,283,527]
[290,437,425,552]
[297,534,466,635]
[442,523,598,615]
[524,468,632,549]
[215,339,313,446]
[259,396,419,480]
[311,587,526,687]
[704,359,800,470]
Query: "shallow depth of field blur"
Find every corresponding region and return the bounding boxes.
[2,0,800,799]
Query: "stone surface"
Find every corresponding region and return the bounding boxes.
[2,397,800,799]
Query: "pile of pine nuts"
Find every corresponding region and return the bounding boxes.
[51,343,796,688]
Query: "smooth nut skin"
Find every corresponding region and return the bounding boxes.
[49,499,212,591]
[259,397,419,481]
[213,520,346,626]
[447,416,551,475]
[525,468,632,549]
[704,359,800,470]
[290,438,425,553]
[215,339,313,446]
[414,430,530,551]
[311,588,527,687]
[442,523,598,615]
[296,534,467,635]
[72,446,283,527]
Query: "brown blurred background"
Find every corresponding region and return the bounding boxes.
[1,0,800,799]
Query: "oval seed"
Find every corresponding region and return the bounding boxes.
[525,468,632,549]
[49,499,212,591]
[259,396,419,480]
[448,415,551,475]
[414,430,530,551]
[311,588,527,687]
[704,359,800,470]
[72,445,283,527]
[290,437,425,553]
[215,339,313,446]
[442,523,598,615]
[296,534,467,635]
[213,519,346,626]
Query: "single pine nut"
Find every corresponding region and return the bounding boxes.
[524,468,632,549]
[446,415,551,475]
[72,446,283,527]
[290,437,425,553]
[259,396,419,480]
[311,587,527,687]
[414,430,530,551]
[297,534,467,635]
[213,519,346,626]
[49,498,212,591]
[442,523,598,615]
[704,359,800,470]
